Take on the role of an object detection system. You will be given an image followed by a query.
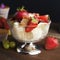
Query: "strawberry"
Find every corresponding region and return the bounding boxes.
[25,17,38,32]
[15,6,29,21]
[45,36,59,50]
[36,15,50,23]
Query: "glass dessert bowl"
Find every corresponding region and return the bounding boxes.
[8,8,51,55]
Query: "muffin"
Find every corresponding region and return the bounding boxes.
[0,17,10,42]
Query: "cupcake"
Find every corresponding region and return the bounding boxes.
[0,4,10,19]
[0,17,10,42]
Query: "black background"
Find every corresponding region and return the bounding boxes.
[0,0,60,23]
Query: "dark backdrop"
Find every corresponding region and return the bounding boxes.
[0,0,60,23]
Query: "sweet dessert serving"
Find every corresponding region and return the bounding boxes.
[0,4,10,19]
[9,7,51,55]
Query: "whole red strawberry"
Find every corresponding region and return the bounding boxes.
[45,36,59,50]
[16,6,29,20]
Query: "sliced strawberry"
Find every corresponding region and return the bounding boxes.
[37,15,49,23]
[45,36,59,50]
[25,17,38,32]
[25,23,37,32]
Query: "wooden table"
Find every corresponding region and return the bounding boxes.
[0,29,60,60]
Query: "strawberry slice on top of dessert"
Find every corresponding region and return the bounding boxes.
[34,14,50,23]
[25,17,38,32]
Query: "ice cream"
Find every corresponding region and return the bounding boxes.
[11,21,51,43]
[0,4,10,19]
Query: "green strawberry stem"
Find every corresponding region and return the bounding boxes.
[31,17,38,23]
[17,6,25,11]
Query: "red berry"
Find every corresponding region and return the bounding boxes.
[0,17,9,29]
[37,15,49,23]
[16,11,28,19]
[45,36,59,50]
[15,6,29,20]
[25,23,37,32]
[25,17,38,32]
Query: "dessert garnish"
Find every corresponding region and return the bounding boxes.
[25,17,38,32]
[45,36,59,50]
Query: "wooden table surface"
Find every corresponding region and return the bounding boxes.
[0,29,60,60]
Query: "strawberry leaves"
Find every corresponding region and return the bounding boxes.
[17,6,25,11]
